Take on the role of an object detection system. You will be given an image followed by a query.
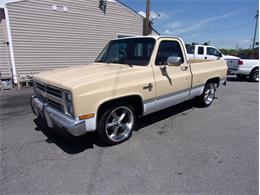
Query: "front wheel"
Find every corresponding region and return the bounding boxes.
[97,104,136,145]
[196,82,216,107]
[250,68,259,82]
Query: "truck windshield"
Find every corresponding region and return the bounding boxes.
[95,38,155,66]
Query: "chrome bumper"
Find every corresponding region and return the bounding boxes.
[30,96,87,136]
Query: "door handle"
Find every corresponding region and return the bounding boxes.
[204,57,207,59]
[181,66,188,71]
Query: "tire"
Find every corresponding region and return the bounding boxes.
[236,74,247,80]
[196,82,216,107]
[97,103,136,145]
[250,68,259,82]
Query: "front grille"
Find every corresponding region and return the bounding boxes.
[34,81,64,113]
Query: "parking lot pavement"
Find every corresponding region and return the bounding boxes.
[0,76,258,194]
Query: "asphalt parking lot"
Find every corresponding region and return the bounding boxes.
[0,76,258,194]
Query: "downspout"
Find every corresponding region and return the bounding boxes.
[4,6,19,89]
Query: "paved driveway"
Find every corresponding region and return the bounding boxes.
[0,76,258,194]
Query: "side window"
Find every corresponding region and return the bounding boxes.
[198,47,204,55]
[207,47,220,56]
[155,41,184,66]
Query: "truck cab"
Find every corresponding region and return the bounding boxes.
[187,45,223,60]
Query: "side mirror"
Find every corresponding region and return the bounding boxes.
[167,56,183,66]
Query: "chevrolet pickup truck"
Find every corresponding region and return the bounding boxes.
[30,36,227,145]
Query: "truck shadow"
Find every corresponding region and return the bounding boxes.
[34,118,100,154]
[135,100,194,131]
[34,100,195,154]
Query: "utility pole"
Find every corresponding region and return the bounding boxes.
[251,10,259,59]
[144,0,151,36]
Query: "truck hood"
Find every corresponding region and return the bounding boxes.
[33,63,136,90]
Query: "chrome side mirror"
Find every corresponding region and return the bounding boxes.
[167,56,183,66]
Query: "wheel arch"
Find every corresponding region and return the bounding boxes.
[97,95,144,120]
[205,77,220,88]
[250,66,259,75]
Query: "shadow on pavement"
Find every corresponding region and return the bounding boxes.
[227,76,251,82]
[34,118,106,154]
[136,100,194,131]
[34,100,195,154]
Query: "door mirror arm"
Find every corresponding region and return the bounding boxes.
[160,65,172,85]
[160,65,167,76]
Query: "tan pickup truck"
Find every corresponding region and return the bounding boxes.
[31,36,227,145]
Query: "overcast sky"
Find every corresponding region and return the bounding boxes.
[121,0,259,49]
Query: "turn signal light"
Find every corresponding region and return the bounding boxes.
[79,113,95,120]
[238,60,243,65]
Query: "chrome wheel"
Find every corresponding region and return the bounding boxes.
[204,84,215,105]
[105,106,134,142]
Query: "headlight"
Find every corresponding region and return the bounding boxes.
[64,92,74,117]
[66,92,72,102]
[66,103,74,116]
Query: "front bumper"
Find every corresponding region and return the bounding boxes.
[30,95,87,136]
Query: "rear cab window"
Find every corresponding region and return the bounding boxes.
[198,47,204,55]
[186,45,195,54]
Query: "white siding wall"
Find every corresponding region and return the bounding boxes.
[6,0,143,76]
[0,19,11,79]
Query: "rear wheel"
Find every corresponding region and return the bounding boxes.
[196,82,216,107]
[250,68,259,82]
[97,104,136,145]
[236,74,247,80]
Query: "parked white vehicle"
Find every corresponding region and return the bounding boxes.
[186,45,240,70]
[186,45,259,81]
[232,59,259,82]
[187,45,223,60]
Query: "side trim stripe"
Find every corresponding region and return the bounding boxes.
[143,83,205,104]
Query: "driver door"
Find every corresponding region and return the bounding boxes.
[152,39,192,110]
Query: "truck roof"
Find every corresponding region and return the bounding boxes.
[114,35,182,41]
